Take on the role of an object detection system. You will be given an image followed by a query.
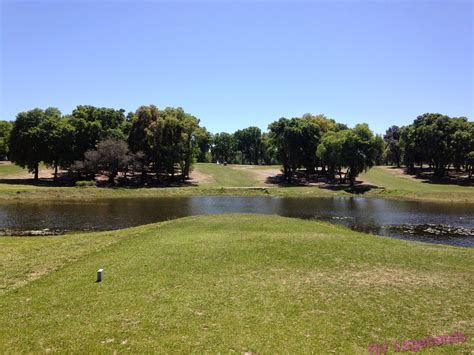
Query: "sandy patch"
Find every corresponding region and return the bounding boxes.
[231,165,282,185]
[189,167,216,184]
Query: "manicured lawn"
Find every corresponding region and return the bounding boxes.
[194,163,260,187]
[361,166,474,203]
[1,214,472,352]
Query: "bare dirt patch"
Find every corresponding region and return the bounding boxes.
[189,167,216,185]
[231,165,282,186]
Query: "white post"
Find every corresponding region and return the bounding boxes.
[97,268,104,282]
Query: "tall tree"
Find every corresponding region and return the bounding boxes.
[341,124,377,187]
[212,132,236,164]
[147,107,199,180]
[234,126,262,164]
[9,108,56,180]
[194,127,213,163]
[69,105,127,162]
[41,114,75,181]
[383,125,402,167]
[0,121,13,160]
[316,131,344,182]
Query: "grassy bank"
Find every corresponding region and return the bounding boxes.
[1,214,473,352]
[0,163,472,203]
[360,167,474,203]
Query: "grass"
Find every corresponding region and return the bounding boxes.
[0,162,472,203]
[0,161,28,176]
[194,163,261,187]
[360,166,474,203]
[1,214,473,353]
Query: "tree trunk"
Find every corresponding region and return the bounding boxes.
[34,164,39,180]
[141,170,147,185]
[54,162,58,182]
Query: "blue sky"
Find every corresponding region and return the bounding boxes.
[1,0,472,134]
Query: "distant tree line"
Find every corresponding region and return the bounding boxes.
[2,106,472,185]
[383,113,474,179]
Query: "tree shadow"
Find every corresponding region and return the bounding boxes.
[0,174,200,189]
[0,178,74,187]
[264,173,380,194]
[387,166,473,187]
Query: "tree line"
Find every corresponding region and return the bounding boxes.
[2,106,472,185]
[383,113,474,179]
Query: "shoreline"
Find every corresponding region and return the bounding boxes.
[0,184,472,204]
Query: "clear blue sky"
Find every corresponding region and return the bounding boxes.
[1,0,472,134]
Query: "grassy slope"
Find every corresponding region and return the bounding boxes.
[361,166,474,203]
[1,214,472,353]
[0,162,26,176]
[194,163,260,187]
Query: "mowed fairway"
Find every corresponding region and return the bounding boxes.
[1,215,472,353]
[192,163,263,187]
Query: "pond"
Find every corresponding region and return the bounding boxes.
[2,196,473,247]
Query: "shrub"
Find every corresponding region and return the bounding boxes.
[75,180,95,187]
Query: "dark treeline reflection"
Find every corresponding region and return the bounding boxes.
[2,197,473,247]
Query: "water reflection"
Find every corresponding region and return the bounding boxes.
[1,196,473,247]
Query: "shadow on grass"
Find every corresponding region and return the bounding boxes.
[387,166,473,187]
[0,175,200,189]
[265,173,381,194]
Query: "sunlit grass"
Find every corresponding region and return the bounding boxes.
[0,163,471,203]
[361,166,474,202]
[0,214,472,352]
[194,163,260,187]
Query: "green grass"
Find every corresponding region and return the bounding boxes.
[0,163,472,203]
[361,166,474,203]
[0,161,27,176]
[194,163,261,187]
[1,214,472,353]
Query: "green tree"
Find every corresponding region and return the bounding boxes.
[147,107,199,180]
[340,124,377,186]
[69,105,127,162]
[41,114,75,181]
[212,132,236,164]
[234,126,262,164]
[260,132,277,165]
[9,108,57,180]
[316,131,344,182]
[383,125,401,167]
[194,127,213,163]
[0,121,13,160]
[373,135,385,166]
[268,117,322,180]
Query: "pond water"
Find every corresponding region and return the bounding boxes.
[1,196,473,247]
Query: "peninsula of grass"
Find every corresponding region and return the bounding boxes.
[1,214,472,353]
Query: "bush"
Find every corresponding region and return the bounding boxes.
[75,180,95,187]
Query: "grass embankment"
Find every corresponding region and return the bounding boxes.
[0,163,472,203]
[1,214,473,352]
[360,167,474,203]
